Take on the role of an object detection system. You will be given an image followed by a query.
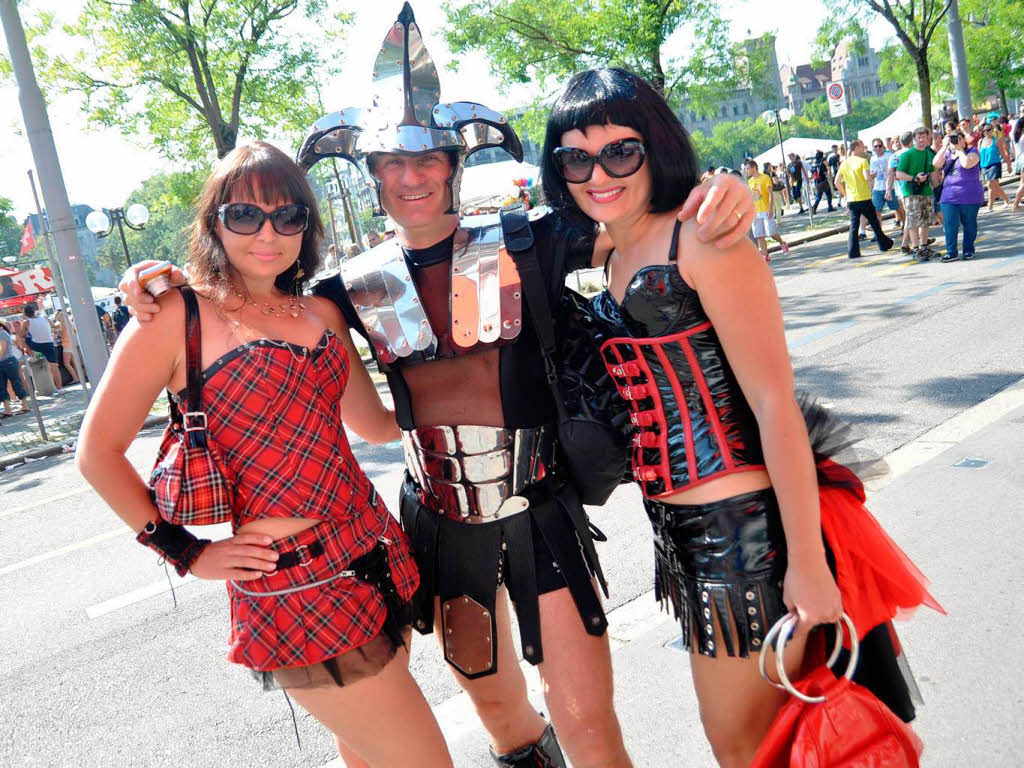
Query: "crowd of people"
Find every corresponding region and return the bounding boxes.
[729,106,1023,263]
[0,294,133,417]
[72,6,944,768]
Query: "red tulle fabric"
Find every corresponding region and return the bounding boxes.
[816,458,945,641]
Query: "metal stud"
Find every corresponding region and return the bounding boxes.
[701,590,709,603]
[707,640,714,651]
[513,291,520,299]
[446,627,453,634]
[747,606,756,615]
[703,607,711,619]
[752,638,761,647]
[591,615,602,626]
[482,609,489,618]
[415,619,426,629]
[705,623,713,634]
[745,590,756,601]
[751,622,759,631]
[524,644,535,656]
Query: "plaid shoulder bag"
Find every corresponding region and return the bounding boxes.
[149,286,236,526]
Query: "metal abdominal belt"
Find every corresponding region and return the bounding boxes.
[339,225,522,364]
[402,424,554,521]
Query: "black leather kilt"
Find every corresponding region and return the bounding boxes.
[400,474,608,679]
[645,488,788,659]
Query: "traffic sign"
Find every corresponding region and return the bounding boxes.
[827,80,849,118]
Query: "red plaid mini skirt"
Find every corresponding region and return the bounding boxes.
[226,513,419,682]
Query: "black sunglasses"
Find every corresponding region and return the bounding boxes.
[552,139,646,183]
[217,203,309,236]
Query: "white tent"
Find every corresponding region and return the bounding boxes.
[751,136,841,168]
[459,158,540,208]
[857,93,946,143]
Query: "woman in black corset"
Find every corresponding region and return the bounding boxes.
[540,68,940,767]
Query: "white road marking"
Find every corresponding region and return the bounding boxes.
[0,486,93,519]
[86,572,198,619]
[0,527,132,576]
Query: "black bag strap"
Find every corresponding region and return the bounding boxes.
[178,286,208,444]
[500,203,568,420]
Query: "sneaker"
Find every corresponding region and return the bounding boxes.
[901,245,912,254]
[780,242,790,254]
[962,252,975,260]
[879,238,894,252]
[926,237,936,245]
[858,232,867,240]
[911,248,921,261]
[918,247,933,262]
[941,251,959,262]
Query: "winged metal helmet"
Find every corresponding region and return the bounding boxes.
[297,2,523,215]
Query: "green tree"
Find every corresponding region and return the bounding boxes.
[442,0,769,143]
[35,1,351,162]
[0,197,25,267]
[815,0,952,128]
[94,170,205,276]
[957,0,1024,113]
[801,92,903,134]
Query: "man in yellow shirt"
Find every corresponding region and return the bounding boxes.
[744,159,789,262]
[835,139,894,258]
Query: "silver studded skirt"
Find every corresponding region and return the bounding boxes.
[645,488,787,658]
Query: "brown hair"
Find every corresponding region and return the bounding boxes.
[188,141,324,303]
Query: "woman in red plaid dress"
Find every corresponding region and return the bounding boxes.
[77,142,451,767]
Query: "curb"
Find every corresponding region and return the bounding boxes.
[0,414,167,471]
[768,173,1022,254]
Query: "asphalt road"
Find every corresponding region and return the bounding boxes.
[2,202,1023,767]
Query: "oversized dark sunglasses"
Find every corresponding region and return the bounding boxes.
[552,139,646,183]
[217,203,309,236]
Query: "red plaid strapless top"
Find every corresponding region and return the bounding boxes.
[176,330,384,538]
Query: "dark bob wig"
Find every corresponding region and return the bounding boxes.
[540,68,699,224]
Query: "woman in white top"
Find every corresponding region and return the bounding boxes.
[1013,119,1024,210]
[0,320,30,416]
[21,303,62,390]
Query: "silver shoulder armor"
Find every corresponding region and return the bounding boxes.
[339,239,435,363]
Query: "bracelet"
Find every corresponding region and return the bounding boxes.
[137,519,211,577]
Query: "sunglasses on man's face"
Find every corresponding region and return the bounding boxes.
[217,203,309,236]
[873,144,884,149]
[552,139,646,183]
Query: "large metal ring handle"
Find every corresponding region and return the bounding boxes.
[759,612,860,703]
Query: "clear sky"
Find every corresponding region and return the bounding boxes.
[0,0,894,220]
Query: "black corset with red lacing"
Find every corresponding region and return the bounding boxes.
[590,260,765,498]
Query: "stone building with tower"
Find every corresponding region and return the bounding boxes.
[678,35,786,137]
[781,40,897,114]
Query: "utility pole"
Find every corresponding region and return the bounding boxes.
[1,0,108,384]
[947,0,973,122]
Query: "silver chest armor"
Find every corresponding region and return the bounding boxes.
[339,223,523,365]
[402,425,555,521]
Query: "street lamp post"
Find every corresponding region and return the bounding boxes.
[86,204,150,269]
[761,107,813,225]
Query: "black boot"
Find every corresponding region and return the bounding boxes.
[490,724,567,767]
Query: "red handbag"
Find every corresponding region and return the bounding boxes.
[149,286,236,526]
[751,613,923,768]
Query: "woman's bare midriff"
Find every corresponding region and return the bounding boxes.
[401,348,504,427]
[654,468,772,506]
[236,516,321,540]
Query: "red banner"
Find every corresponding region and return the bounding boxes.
[20,220,36,256]
[0,291,50,311]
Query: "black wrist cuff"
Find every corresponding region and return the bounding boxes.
[137,519,210,577]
